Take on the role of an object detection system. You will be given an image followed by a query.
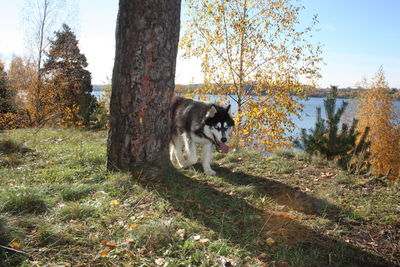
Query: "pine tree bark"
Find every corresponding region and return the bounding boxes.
[107,0,181,171]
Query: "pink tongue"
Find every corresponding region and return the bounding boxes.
[220,143,230,153]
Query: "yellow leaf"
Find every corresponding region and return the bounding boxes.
[99,248,109,257]
[129,223,138,229]
[10,242,21,249]
[266,237,276,245]
[110,200,119,206]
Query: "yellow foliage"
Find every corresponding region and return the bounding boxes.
[356,67,400,180]
[0,111,29,130]
[180,0,322,151]
[60,104,84,128]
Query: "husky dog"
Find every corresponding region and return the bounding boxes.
[170,96,235,175]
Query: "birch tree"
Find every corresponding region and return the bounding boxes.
[180,0,322,150]
[23,0,66,126]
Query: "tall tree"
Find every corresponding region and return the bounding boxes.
[0,61,14,114]
[0,61,21,130]
[356,66,400,180]
[23,0,66,126]
[43,24,94,127]
[180,0,322,151]
[107,0,181,171]
[7,56,37,121]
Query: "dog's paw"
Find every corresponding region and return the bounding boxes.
[176,160,190,169]
[204,169,216,176]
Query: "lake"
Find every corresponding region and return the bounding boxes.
[92,90,400,138]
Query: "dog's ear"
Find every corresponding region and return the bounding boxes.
[206,105,217,118]
[226,104,231,112]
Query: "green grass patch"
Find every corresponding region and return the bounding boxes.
[0,128,398,266]
[56,203,100,221]
[58,183,97,201]
[0,188,48,215]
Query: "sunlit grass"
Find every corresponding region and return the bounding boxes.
[0,128,398,266]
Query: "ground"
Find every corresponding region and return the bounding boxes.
[0,128,399,266]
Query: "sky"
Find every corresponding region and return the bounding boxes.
[0,0,399,88]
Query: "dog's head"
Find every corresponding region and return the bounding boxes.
[204,104,235,153]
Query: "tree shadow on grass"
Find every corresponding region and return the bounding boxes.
[214,166,346,222]
[135,165,393,266]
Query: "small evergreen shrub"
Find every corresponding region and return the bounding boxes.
[295,86,370,169]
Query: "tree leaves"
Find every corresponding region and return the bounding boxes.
[181,0,322,151]
[355,67,400,179]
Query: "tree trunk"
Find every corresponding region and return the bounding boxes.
[107,0,181,171]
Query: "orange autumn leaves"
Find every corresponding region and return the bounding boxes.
[356,67,400,180]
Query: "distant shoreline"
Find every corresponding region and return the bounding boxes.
[92,84,400,101]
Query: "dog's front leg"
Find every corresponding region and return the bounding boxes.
[202,143,216,175]
[184,133,198,166]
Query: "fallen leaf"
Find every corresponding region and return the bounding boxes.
[101,240,117,247]
[176,229,186,238]
[218,256,237,266]
[204,209,213,214]
[193,235,201,241]
[10,242,21,249]
[110,200,119,206]
[137,248,146,254]
[3,157,12,162]
[186,199,197,204]
[129,224,138,229]
[277,214,298,220]
[155,258,166,265]
[266,237,276,245]
[199,238,210,244]
[99,249,109,257]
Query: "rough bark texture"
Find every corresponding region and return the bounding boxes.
[107,0,181,171]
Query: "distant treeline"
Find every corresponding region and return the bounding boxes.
[309,87,400,100]
[94,84,400,100]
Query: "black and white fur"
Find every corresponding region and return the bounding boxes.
[170,96,235,175]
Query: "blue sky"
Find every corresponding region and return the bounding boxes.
[302,0,400,88]
[0,0,399,87]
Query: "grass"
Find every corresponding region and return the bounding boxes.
[0,189,48,215]
[0,128,399,266]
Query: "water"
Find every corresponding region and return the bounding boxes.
[92,90,400,138]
